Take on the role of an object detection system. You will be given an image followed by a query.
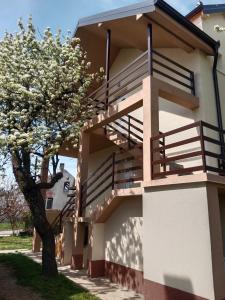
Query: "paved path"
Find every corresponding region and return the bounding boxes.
[26,252,143,300]
[0,230,21,237]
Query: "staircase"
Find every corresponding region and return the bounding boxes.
[51,187,77,235]
[80,115,144,213]
[105,114,143,151]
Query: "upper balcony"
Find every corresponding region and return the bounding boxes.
[86,49,196,118]
[74,0,217,129]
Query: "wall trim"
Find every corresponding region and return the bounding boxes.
[71,254,83,270]
[144,278,207,300]
[105,260,144,294]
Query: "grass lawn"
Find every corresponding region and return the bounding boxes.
[0,254,99,300]
[0,222,24,231]
[0,236,32,250]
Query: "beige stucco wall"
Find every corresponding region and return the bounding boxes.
[105,196,143,271]
[201,14,225,130]
[143,183,215,299]
[191,13,225,129]
[91,223,105,261]
[208,184,225,300]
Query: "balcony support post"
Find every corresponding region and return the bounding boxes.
[143,77,159,183]
[147,23,153,76]
[76,131,90,218]
[105,29,111,110]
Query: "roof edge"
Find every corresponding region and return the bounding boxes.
[186,3,203,19]
[77,0,157,28]
[156,0,218,52]
[74,0,218,53]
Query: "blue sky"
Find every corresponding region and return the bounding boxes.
[1,0,224,176]
[1,0,225,38]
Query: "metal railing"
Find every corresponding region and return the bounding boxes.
[80,151,143,211]
[105,114,143,149]
[152,50,195,95]
[51,187,76,234]
[87,50,195,116]
[151,121,225,179]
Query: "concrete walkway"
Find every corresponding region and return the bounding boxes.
[0,230,21,237]
[26,252,143,300]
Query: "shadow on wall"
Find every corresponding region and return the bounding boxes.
[163,275,196,300]
[105,198,143,292]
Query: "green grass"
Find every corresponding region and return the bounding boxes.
[0,222,24,231]
[0,236,32,250]
[0,254,99,300]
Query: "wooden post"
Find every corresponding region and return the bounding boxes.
[147,24,153,76]
[105,29,111,110]
[199,122,206,172]
[143,77,159,183]
[76,131,90,218]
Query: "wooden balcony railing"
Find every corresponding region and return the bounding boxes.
[88,50,195,116]
[151,121,225,179]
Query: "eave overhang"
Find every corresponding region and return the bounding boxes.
[74,0,218,55]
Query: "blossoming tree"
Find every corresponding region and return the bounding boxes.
[0,18,101,276]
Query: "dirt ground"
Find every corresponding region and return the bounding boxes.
[0,264,43,300]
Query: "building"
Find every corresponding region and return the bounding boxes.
[57,1,225,299]
[45,163,75,211]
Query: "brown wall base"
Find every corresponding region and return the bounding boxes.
[87,260,207,299]
[71,254,83,270]
[105,261,144,294]
[88,260,105,278]
[144,278,207,300]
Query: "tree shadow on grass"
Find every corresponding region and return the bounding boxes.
[0,253,98,300]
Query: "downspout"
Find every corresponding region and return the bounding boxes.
[212,41,225,154]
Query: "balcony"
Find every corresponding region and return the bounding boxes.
[150,121,225,179]
[87,50,196,116]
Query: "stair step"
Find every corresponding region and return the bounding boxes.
[67,193,76,197]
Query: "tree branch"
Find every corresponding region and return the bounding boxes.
[37,172,63,189]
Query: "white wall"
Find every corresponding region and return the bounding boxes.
[143,183,215,299]
[46,169,74,210]
[105,196,143,271]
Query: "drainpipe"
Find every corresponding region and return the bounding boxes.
[212,41,225,154]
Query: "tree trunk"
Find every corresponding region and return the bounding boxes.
[25,187,58,277]
[25,187,58,276]
[12,156,58,277]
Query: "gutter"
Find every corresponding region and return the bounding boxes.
[156,0,218,53]
[212,42,225,153]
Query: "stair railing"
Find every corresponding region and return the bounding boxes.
[80,150,143,212]
[105,114,143,149]
[51,187,76,234]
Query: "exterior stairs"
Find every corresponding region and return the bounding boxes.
[51,187,77,235]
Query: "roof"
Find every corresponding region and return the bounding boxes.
[186,3,225,19]
[75,0,218,53]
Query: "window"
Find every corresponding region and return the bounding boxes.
[46,198,53,209]
[63,181,70,192]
